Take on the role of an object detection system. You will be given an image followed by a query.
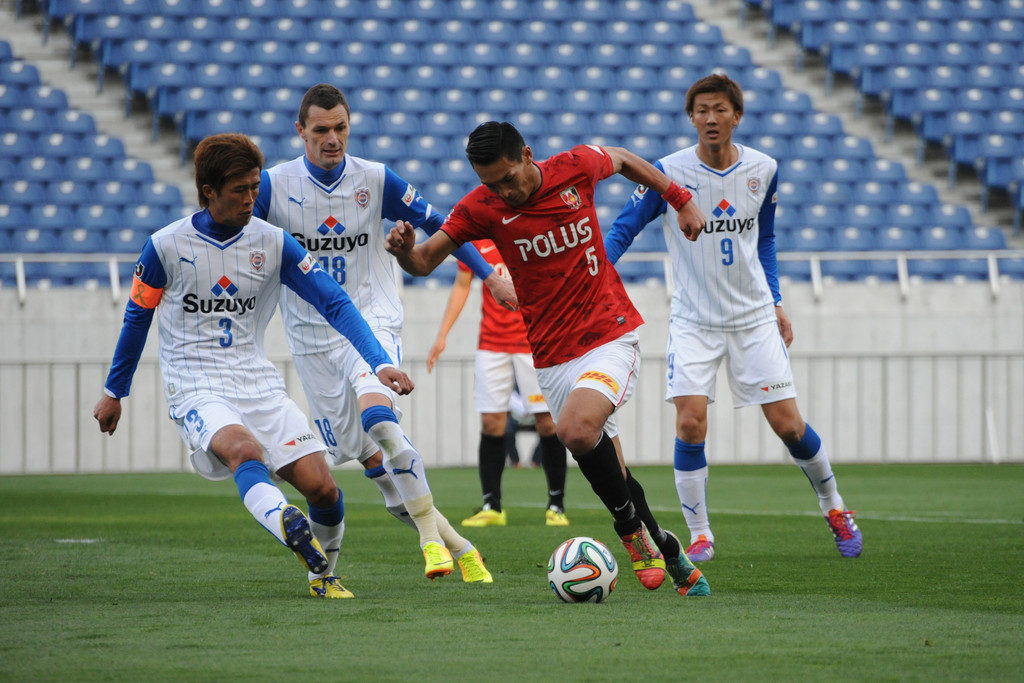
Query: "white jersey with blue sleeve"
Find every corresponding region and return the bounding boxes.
[102,211,393,404]
[256,153,493,356]
[606,145,780,331]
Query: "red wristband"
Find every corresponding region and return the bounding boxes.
[662,182,692,211]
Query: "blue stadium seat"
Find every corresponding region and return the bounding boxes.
[30,203,75,231]
[997,87,1024,111]
[888,203,934,230]
[832,226,873,251]
[66,156,110,183]
[0,204,29,231]
[136,15,181,41]
[845,203,886,230]
[11,227,59,252]
[794,225,832,249]
[50,180,91,206]
[962,226,1006,250]
[1000,257,1024,279]
[0,179,45,205]
[855,180,897,205]
[980,135,1022,190]
[907,257,951,280]
[978,42,1019,68]
[948,111,987,166]
[778,259,812,281]
[138,182,183,209]
[615,260,665,284]
[779,158,820,184]
[7,108,53,135]
[932,204,973,231]
[900,182,939,206]
[58,227,106,253]
[876,226,919,251]
[865,158,907,183]
[77,204,123,231]
[591,42,630,68]
[920,226,959,251]
[15,154,65,182]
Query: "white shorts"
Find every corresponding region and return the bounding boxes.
[535,331,641,439]
[293,331,404,466]
[474,350,549,414]
[665,319,797,407]
[170,392,325,481]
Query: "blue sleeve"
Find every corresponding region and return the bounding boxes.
[279,234,394,371]
[381,166,492,279]
[104,239,166,398]
[756,170,781,305]
[253,169,271,220]
[604,160,669,265]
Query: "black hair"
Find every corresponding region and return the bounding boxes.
[465,121,525,166]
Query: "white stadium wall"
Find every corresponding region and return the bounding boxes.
[1,278,1022,474]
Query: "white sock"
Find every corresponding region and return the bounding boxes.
[308,519,344,580]
[673,466,713,543]
[241,482,290,545]
[370,469,417,530]
[434,508,472,557]
[367,421,440,544]
[792,448,844,515]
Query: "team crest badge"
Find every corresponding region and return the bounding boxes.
[250,250,265,273]
[134,263,145,277]
[747,177,762,194]
[560,186,581,210]
[355,187,370,208]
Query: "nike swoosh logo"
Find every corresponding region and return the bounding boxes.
[288,196,305,206]
[480,246,496,254]
[501,214,522,224]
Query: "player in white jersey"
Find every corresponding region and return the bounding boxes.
[254,84,508,583]
[606,74,862,560]
[94,134,415,599]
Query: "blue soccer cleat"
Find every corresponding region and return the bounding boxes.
[827,508,863,558]
[281,504,329,575]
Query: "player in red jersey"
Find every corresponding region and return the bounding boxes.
[387,122,711,596]
[427,238,570,528]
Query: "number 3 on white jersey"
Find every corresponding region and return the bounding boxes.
[585,245,599,276]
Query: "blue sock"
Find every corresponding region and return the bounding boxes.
[308,491,343,527]
[233,460,273,499]
[363,465,387,479]
[785,423,822,460]
[361,405,398,431]
[673,439,707,471]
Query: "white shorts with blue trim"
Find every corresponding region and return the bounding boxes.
[292,331,403,466]
[171,391,325,481]
[474,350,549,414]
[665,318,797,408]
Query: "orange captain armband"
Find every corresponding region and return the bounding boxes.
[129,274,163,309]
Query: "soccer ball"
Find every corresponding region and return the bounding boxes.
[547,536,618,603]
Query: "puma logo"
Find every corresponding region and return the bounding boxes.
[288,196,306,206]
[263,502,285,519]
[391,458,419,479]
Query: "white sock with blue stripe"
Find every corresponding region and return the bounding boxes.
[786,424,843,515]
[673,439,713,544]
[234,460,289,545]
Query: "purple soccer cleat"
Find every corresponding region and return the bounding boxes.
[827,508,863,558]
[684,534,715,562]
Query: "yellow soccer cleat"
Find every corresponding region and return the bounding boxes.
[461,508,508,527]
[281,504,329,575]
[309,575,355,599]
[457,548,493,583]
[422,541,454,579]
[545,506,570,527]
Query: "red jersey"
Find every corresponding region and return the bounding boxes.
[442,144,643,368]
[457,239,532,354]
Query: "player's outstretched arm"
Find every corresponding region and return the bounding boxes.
[384,220,458,276]
[604,146,706,241]
[428,268,473,373]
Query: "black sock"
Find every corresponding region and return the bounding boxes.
[625,468,680,559]
[479,433,505,511]
[539,434,567,509]
[572,433,640,537]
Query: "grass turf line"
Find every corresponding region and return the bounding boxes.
[0,464,1021,680]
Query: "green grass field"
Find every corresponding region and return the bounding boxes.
[1,464,1022,681]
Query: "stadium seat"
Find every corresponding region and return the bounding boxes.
[832,226,873,252]
[888,203,934,230]
[0,203,29,231]
[932,204,973,232]
[66,156,110,183]
[876,226,919,251]
[11,227,60,252]
[920,226,959,251]
[962,226,1007,251]
[845,204,887,230]
[0,179,45,205]
[50,180,91,206]
[58,227,106,253]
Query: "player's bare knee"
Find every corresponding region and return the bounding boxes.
[306,480,340,508]
[676,413,707,442]
[480,412,507,436]
[535,413,557,437]
[556,423,599,456]
[773,419,805,445]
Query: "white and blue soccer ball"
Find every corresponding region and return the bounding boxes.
[547,536,618,603]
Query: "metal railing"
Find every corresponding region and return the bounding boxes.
[1,350,1020,474]
[3,249,1023,307]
